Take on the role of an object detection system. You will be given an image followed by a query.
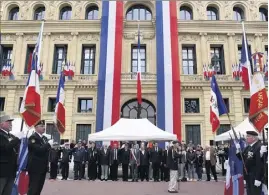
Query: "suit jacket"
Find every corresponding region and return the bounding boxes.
[121,149,130,165]
[27,132,51,174]
[0,129,20,178]
[99,149,110,165]
[150,147,162,164]
[87,148,98,164]
[109,148,120,164]
[130,148,140,165]
[60,148,72,163]
[167,148,181,170]
[139,149,150,166]
[204,147,217,166]
[49,148,60,163]
[161,149,169,165]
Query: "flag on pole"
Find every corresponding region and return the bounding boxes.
[53,72,66,134]
[20,21,44,127]
[137,23,142,105]
[224,139,245,195]
[210,75,228,133]
[11,137,29,195]
[241,23,252,90]
[27,52,33,74]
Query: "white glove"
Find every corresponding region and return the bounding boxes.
[121,144,125,149]
[244,180,246,185]
[260,146,267,157]
[224,160,229,169]
[235,143,241,150]
[11,131,24,139]
[254,180,261,187]
[48,140,53,146]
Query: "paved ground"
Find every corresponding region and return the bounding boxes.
[42,179,225,195]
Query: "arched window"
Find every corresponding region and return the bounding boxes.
[180,6,193,20]
[34,7,45,20]
[126,5,152,21]
[260,7,268,21]
[86,6,99,20]
[60,6,72,20]
[121,99,156,125]
[233,7,244,21]
[9,7,19,20]
[207,7,218,20]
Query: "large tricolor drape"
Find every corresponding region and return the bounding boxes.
[156,2,181,143]
[20,21,43,127]
[96,2,123,136]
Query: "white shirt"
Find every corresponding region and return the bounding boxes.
[205,150,210,160]
[250,141,258,147]
[142,150,145,155]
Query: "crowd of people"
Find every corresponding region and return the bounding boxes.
[49,139,227,183]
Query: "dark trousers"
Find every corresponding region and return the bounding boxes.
[88,163,97,180]
[50,162,58,179]
[110,161,118,180]
[97,165,101,179]
[163,166,169,181]
[140,165,149,181]
[61,162,69,179]
[81,164,86,178]
[246,176,262,195]
[221,161,226,176]
[196,166,203,179]
[28,172,46,195]
[205,160,217,181]
[74,162,82,180]
[122,164,129,181]
[0,177,15,195]
[152,163,160,181]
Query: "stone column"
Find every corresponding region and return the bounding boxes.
[5,87,16,115]
[64,87,75,140]
[199,32,207,74]
[42,33,51,79]
[203,86,212,146]
[71,32,79,74]
[254,33,263,52]
[232,87,243,124]
[14,33,24,76]
[227,33,236,74]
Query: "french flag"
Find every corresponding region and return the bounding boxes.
[20,21,44,127]
[224,139,245,195]
[210,75,228,133]
[156,1,181,144]
[53,72,66,134]
[137,24,142,105]
[1,63,7,76]
[11,137,29,195]
[240,25,252,90]
[95,1,123,145]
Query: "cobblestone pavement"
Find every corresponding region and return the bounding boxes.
[42,179,225,195]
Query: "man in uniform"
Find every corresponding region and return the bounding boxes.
[0,115,23,195]
[49,142,60,180]
[72,140,86,180]
[60,142,72,180]
[236,130,264,195]
[87,142,98,181]
[27,120,53,195]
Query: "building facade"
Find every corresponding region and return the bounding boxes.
[0,0,268,146]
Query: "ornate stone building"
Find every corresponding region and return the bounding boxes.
[0,1,268,145]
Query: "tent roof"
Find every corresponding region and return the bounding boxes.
[88,118,177,141]
[215,118,263,141]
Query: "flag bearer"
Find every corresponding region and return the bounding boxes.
[0,115,23,195]
[27,120,53,195]
[235,130,264,195]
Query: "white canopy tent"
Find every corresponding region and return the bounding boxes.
[88,118,177,141]
[11,118,52,139]
[215,118,265,141]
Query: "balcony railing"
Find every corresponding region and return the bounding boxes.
[121,73,157,80]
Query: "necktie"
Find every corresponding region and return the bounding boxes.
[114,150,116,160]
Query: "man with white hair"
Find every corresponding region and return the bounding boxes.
[236,130,265,195]
[0,115,24,195]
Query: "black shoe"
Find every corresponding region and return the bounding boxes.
[105,179,108,181]
[215,179,218,182]
[61,178,64,180]
[168,190,178,193]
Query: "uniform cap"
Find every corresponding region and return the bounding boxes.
[35,120,45,127]
[0,115,14,123]
[172,141,179,144]
[246,130,258,136]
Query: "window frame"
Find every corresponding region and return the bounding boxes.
[184,98,200,113]
[34,7,45,20]
[126,5,152,21]
[9,7,19,20]
[1,46,13,71]
[182,45,197,75]
[210,45,225,75]
[131,44,146,73]
[180,6,193,20]
[81,45,96,74]
[76,124,92,142]
[0,97,5,112]
[259,7,268,21]
[207,7,219,20]
[24,45,35,74]
[243,98,250,113]
[52,45,68,74]
[85,6,99,20]
[223,98,230,113]
[18,97,23,111]
[185,124,201,145]
[47,97,57,112]
[77,98,93,113]
[60,6,72,20]
[217,124,231,135]
[233,7,244,21]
